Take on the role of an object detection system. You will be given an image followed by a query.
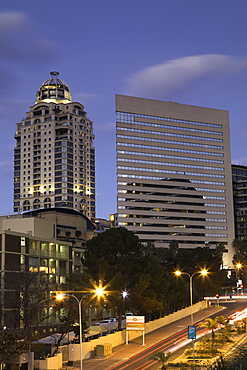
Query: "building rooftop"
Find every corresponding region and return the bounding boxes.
[36,71,72,104]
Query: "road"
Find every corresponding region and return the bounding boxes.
[107,326,205,370]
[106,300,247,370]
[69,300,247,370]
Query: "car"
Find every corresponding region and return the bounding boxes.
[109,317,118,322]
[99,319,111,325]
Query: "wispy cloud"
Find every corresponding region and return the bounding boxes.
[0,161,12,178]
[125,54,247,99]
[0,11,30,33]
[0,10,58,61]
[0,11,59,99]
[0,160,12,169]
[0,99,30,120]
[95,122,115,132]
[73,92,100,102]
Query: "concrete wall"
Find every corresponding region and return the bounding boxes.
[35,352,63,370]
[59,300,208,361]
[1,217,36,236]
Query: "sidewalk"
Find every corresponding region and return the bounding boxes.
[65,306,223,370]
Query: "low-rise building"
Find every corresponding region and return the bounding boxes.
[0,208,95,331]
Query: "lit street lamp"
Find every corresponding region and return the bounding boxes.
[235,263,243,270]
[56,293,84,370]
[235,263,244,294]
[122,290,128,314]
[52,287,105,370]
[122,290,128,299]
[174,269,208,360]
[174,269,208,325]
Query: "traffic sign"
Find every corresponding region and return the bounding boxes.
[188,325,196,339]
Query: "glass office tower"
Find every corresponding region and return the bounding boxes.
[116,94,235,267]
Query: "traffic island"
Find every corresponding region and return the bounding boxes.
[168,332,247,368]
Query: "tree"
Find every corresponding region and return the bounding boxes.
[232,239,247,286]
[241,317,247,332]
[207,344,247,369]
[58,273,96,340]
[0,327,28,365]
[199,316,225,347]
[52,296,82,355]
[172,246,227,300]
[4,272,57,339]
[169,240,179,258]
[232,238,247,267]
[149,351,171,369]
[65,231,71,238]
[215,243,227,269]
[82,227,167,325]
[75,230,82,239]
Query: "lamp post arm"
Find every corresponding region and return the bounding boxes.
[51,290,100,370]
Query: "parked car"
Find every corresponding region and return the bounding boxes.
[99,319,111,325]
[109,317,118,322]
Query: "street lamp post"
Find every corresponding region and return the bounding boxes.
[174,269,208,359]
[122,290,128,315]
[174,269,208,326]
[235,263,244,294]
[52,287,105,370]
[55,293,85,370]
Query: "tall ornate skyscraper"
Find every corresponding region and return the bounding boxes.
[14,72,95,220]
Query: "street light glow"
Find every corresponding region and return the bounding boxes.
[236,263,243,269]
[173,268,209,363]
[90,280,110,302]
[122,291,128,298]
[55,293,65,301]
[174,269,208,277]
[50,280,113,370]
[95,287,104,296]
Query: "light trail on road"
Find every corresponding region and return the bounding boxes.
[108,323,209,370]
[108,304,247,370]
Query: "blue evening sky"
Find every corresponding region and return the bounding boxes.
[1,0,247,219]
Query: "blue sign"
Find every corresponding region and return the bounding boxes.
[188,325,196,339]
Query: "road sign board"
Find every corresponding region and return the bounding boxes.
[126,316,145,331]
[188,325,196,339]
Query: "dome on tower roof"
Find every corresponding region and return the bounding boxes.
[36,71,72,104]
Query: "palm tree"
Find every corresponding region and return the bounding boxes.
[241,317,247,332]
[149,351,171,369]
[199,315,225,347]
[207,344,247,369]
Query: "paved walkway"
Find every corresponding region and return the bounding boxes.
[64,306,223,370]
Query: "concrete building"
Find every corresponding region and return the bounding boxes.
[0,208,95,273]
[116,94,235,267]
[0,228,72,327]
[232,164,247,240]
[0,208,95,330]
[14,72,95,221]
